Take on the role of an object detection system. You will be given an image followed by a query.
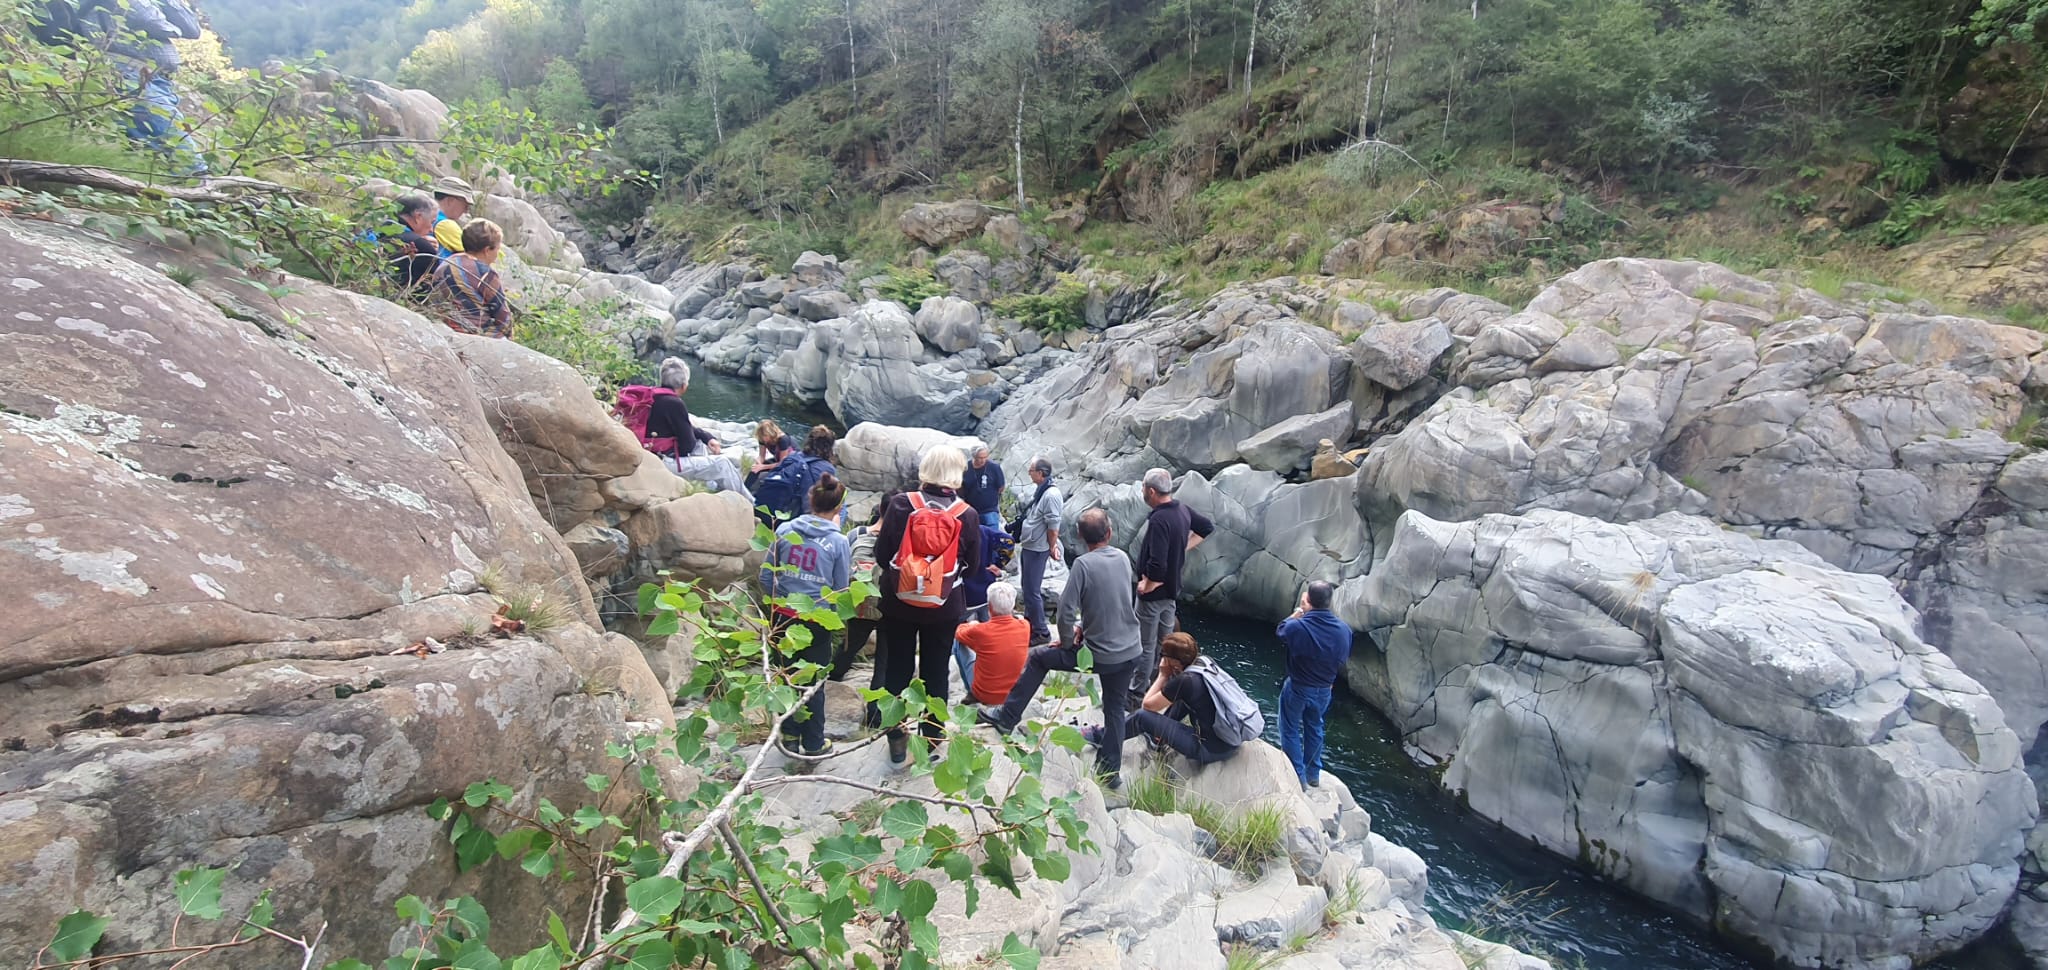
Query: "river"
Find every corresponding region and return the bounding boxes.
[681,364,2014,970]
[674,366,838,432]
[1180,610,1757,970]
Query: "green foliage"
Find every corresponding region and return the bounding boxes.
[1120,769,1285,872]
[511,297,647,392]
[203,0,487,75]
[874,266,950,306]
[441,97,638,198]
[534,57,596,129]
[44,911,108,962]
[993,276,1087,334]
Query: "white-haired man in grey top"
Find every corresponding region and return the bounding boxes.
[1131,467,1213,700]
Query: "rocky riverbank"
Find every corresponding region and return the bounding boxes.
[618,225,2047,967]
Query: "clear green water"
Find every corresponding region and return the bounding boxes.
[1180,609,1759,970]
[670,366,838,432]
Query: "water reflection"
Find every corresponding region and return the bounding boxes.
[666,365,838,432]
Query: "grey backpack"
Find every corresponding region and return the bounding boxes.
[1183,658,1265,746]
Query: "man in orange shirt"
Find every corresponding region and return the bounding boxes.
[953,582,1030,706]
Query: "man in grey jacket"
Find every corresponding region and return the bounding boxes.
[978,508,1143,788]
[1014,456,1062,646]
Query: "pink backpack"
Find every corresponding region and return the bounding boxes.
[613,385,680,456]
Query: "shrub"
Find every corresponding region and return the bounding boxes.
[874,266,950,306]
[512,296,646,392]
[994,276,1088,334]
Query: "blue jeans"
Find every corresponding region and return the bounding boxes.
[953,641,977,698]
[128,75,206,174]
[979,510,1002,530]
[1279,678,1333,787]
[1019,547,1051,641]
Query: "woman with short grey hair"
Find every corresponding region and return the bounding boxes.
[646,356,750,497]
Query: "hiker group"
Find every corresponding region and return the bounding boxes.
[615,407,1360,793]
[380,178,520,338]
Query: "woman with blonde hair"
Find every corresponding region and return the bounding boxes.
[871,445,981,764]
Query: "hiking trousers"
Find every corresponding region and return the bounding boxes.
[991,647,1140,780]
[1020,547,1052,641]
[772,618,833,753]
[1134,598,1178,696]
[880,614,960,741]
[1128,708,1239,765]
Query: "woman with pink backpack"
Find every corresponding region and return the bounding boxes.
[612,358,750,497]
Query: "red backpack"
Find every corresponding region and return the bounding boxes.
[613,385,680,456]
[894,492,969,607]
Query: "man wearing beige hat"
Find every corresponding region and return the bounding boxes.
[430,176,476,257]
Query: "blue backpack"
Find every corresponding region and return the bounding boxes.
[754,454,828,520]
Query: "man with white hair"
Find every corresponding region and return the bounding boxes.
[952,581,1029,706]
[648,357,750,498]
[1132,467,1213,700]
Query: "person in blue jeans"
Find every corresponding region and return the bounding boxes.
[1277,580,1352,790]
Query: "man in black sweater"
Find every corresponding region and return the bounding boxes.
[960,445,1005,530]
[1132,467,1213,700]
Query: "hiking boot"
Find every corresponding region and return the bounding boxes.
[887,732,908,765]
[975,705,1013,735]
[781,737,835,759]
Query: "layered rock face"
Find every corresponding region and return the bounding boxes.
[0,219,674,963]
[1343,509,2034,968]
[982,279,1360,485]
[978,257,2048,968]
[459,339,756,611]
[635,250,1166,434]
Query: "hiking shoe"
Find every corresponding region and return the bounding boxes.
[1080,725,1104,748]
[887,733,908,765]
[779,737,835,759]
[976,705,1013,735]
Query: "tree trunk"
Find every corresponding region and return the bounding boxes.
[1360,0,1380,137]
[845,0,858,101]
[1244,0,1261,96]
[1014,78,1027,210]
[709,60,724,144]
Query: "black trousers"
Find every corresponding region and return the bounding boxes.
[1128,707,1238,764]
[993,646,1142,778]
[880,614,961,741]
[772,618,833,752]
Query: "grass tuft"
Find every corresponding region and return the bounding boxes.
[1323,872,1365,927]
[1223,942,1282,970]
[1125,768,1287,871]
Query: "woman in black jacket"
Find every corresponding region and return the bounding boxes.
[872,445,982,764]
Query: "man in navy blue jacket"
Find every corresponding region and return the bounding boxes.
[1277,580,1351,790]
[960,446,1005,530]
